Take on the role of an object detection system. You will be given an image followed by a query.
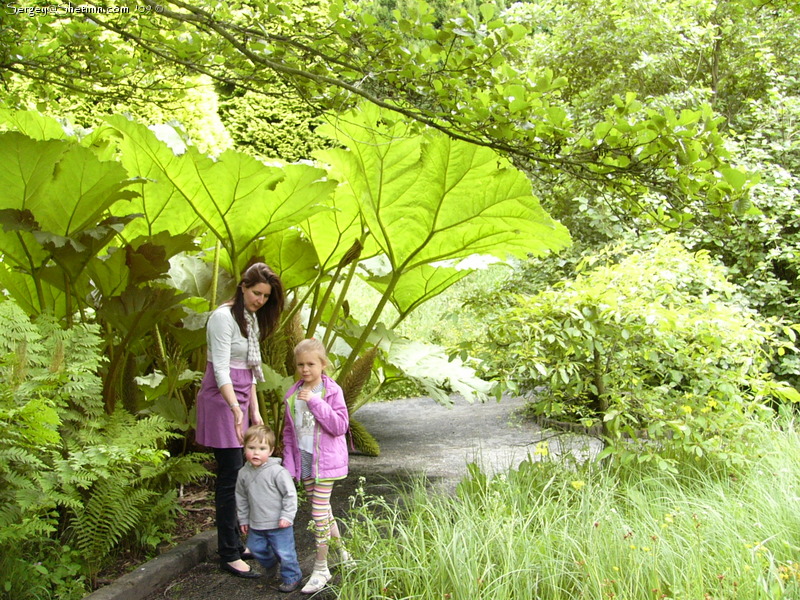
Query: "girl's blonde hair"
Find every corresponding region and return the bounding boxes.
[243,424,276,450]
[294,338,329,368]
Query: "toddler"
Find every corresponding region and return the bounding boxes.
[235,424,302,592]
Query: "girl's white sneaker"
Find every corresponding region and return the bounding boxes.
[301,568,331,594]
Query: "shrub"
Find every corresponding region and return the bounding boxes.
[476,236,799,469]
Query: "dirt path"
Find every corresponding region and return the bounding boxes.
[141,395,599,600]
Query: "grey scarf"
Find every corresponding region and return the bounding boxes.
[245,311,265,383]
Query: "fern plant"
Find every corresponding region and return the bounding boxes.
[0,299,209,600]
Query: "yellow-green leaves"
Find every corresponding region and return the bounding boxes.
[0,131,137,317]
[314,103,570,327]
[317,104,571,273]
[103,117,336,275]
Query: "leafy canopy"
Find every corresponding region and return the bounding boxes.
[1,0,755,227]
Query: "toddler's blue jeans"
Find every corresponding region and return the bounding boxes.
[247,526,302,585]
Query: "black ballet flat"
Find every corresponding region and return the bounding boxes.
[240,551,255,560]
[221,561,261,578]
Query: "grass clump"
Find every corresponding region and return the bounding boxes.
[339,419,800,599]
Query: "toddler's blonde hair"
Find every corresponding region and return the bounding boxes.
[294,338,329,369]
[243,424,276,450]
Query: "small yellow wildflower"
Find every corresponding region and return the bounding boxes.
[571,480,586,490]
[534,441,549,456]
[681,405,693,414]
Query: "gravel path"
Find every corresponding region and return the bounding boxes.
[132,394,600,600]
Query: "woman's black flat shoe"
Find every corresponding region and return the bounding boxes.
[240,551,255,560]
[221,561,261,578]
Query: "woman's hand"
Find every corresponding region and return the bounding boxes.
[230,403,244,444]
[250,385,263,426]
[220,383,245,443]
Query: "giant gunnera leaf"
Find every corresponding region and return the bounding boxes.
[315,104,571,326]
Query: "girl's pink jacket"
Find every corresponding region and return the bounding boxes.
[282,373,349,481]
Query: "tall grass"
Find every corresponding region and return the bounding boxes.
[338,419,800,599]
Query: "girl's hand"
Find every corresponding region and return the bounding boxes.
[278,519,292,528]
[297,388,311,401]
[240,524,249,536]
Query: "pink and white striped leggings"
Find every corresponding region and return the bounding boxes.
[302,478,338,548]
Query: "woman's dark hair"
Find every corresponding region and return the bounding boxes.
[231,262,284,341]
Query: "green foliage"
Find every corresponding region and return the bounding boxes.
[2,0,798,589]
[476,236,797,468]
[310,103,571,375]
[0,129,138,321]
[0,299,209,599]
[511,0,794,121]
[340,418,800,599]
[217,87,331,162]
[683,86,800,385]
[2,0,755,230]
[0,103,569,456]
[98,114,335,278]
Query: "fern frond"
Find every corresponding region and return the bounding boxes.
[0,507,58,543]
[138,453,212,487]
[133,488,180,550]
[0,447,47,469]
[71,479,156,565]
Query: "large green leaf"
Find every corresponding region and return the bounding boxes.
[382,337,495,404]
[248,229,320,290]
[101,117,213,238]
[0,133,136,235]
[0,208,49,270]
[0,132,138,316]
[316,104,571,272]
[87,248,130,298]
[102,117,336,274]
[0,133,136,253]
[0,264,67,317]
[0,110,69,141]
[364,263,472,317]
[299,182,378,272]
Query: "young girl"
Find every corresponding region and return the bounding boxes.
[282,338,350,594]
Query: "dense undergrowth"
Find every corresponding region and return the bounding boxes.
[338,415,800,599]
[0,301,208,600]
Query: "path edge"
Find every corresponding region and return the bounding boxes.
[82,529,216,600]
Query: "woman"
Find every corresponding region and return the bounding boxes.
[196,262,284,578]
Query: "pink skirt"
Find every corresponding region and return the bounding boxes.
[195,363,254,448]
